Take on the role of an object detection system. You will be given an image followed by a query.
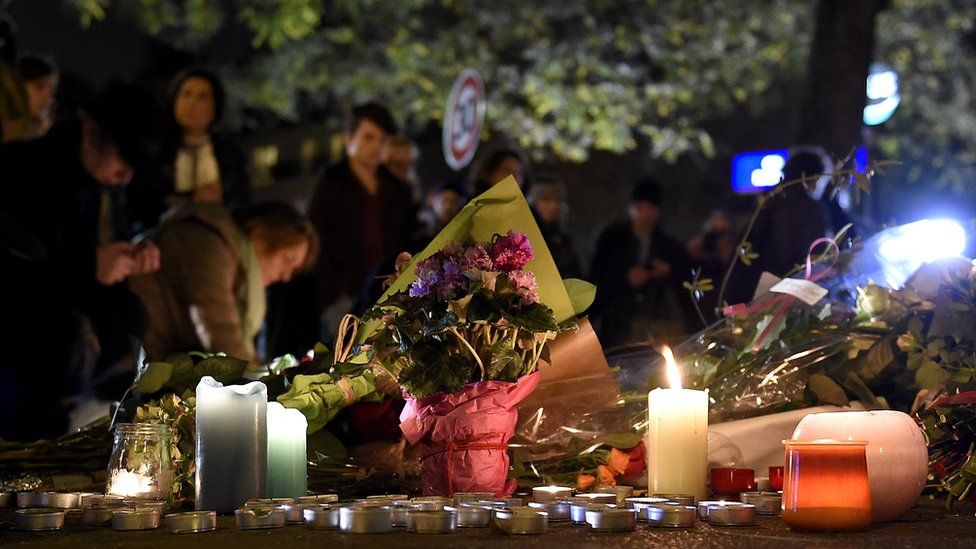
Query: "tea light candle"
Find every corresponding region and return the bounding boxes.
[108,471,155,498]
[647,346,708,503]
[195,376,268,514]
[266,402,307,499]
[531,486,573,502]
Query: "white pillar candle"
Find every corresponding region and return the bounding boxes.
[647,346,708,503]
[266,402,308,498]
[195,376,268,514]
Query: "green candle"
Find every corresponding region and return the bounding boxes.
[266,403,307,498]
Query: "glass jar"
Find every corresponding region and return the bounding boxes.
[105,423,175,501]
[781,439,872,532]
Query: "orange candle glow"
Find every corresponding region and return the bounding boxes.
[781,439,872,532]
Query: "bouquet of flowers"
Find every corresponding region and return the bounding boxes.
[362,231,575,496]
[354,177,590,497]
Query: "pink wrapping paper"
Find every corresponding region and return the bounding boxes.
[400,372,541,497]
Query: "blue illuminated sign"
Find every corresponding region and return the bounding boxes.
[731,147,869,193]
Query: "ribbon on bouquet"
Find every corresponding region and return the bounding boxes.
[422,432,508,496]
[722,237,839,353]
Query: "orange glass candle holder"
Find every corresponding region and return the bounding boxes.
[781,439,872,533]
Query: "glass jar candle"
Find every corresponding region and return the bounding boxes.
[781,439,871,532]
[106,423,175,501]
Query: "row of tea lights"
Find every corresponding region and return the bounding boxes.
[6,488,783,534]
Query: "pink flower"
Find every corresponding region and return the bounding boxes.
[462,244,493,271]
[491,231,534,272]
[508,270,539,305]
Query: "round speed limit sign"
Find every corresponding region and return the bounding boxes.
[442,68,485,171]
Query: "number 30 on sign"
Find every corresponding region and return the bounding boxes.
[442,68,486,171]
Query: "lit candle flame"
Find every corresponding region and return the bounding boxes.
[662,345,682,390]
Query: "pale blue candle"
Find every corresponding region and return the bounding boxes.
[195,376,268,514]
[266,402,307,498]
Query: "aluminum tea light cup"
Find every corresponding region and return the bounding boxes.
[246,497,296,506]
[453,492,495,505]
[653,493,696,506]
[705,502,756,526]
[646,504,697,528]
[697,500,746,521]
[112,507,162,531]
[165,511,217,534]
[303,504,340,530]
[532,485,573,502]
[390,500,414,527]
[528,499,571,522]
[235,505,286,530]
[573,492,617,505]
[624,497,669,520]
[122,498,168,515]
[406,508,457,533]
[16,492,41,508]
[297,494,339,505]
[368,494,408,502]
[570,502,615,525]
[39,491,82,509]
[410,496,454,510]
[339,505,394,534]
[81,494,125,508]
[455,503,492,527]
[15,508,65,531]
[492,506,548,535]
[244,499,301,523]
[739,491,782,516]
[83,502,126,526]
[597,485,634,506]
[585,506,637,532]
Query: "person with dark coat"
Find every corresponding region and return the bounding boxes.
[267,102,414,354]
[734,150,830,304]
[528,175,582,279]
[128,68,251,230]
[589,179,693,349]
[0,83,161,440]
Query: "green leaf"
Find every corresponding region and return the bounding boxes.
[134,362,173,394]
[307,429,349,464]
[915,361,949,391]
[487,340,524,381]
[807,373,849,406]
[192,355,248,385]
[564,278,596,316]
[601,433,642,449]
[855,336,896,381]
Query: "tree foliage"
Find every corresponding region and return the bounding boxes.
[68,0,976,191]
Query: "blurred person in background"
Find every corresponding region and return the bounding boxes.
[130,201,317,364]
[417,180,465,244]
[687,209,737,318]
[738,148,830,304]
[528,173,581,279]
[306,101,415,343]
[589,178,693,348]
[468,146,528,196]
[17,52,58,138]
[384,133,421,203]
[0,5,30,143]
[157,68,251,209]
[0,82,161,440]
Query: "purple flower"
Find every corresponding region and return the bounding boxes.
[491,231,534,272]
[462,244,493,271]
[508,270,540,305]
[409,271,440,297]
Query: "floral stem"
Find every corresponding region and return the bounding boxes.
[451,327,486,380]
